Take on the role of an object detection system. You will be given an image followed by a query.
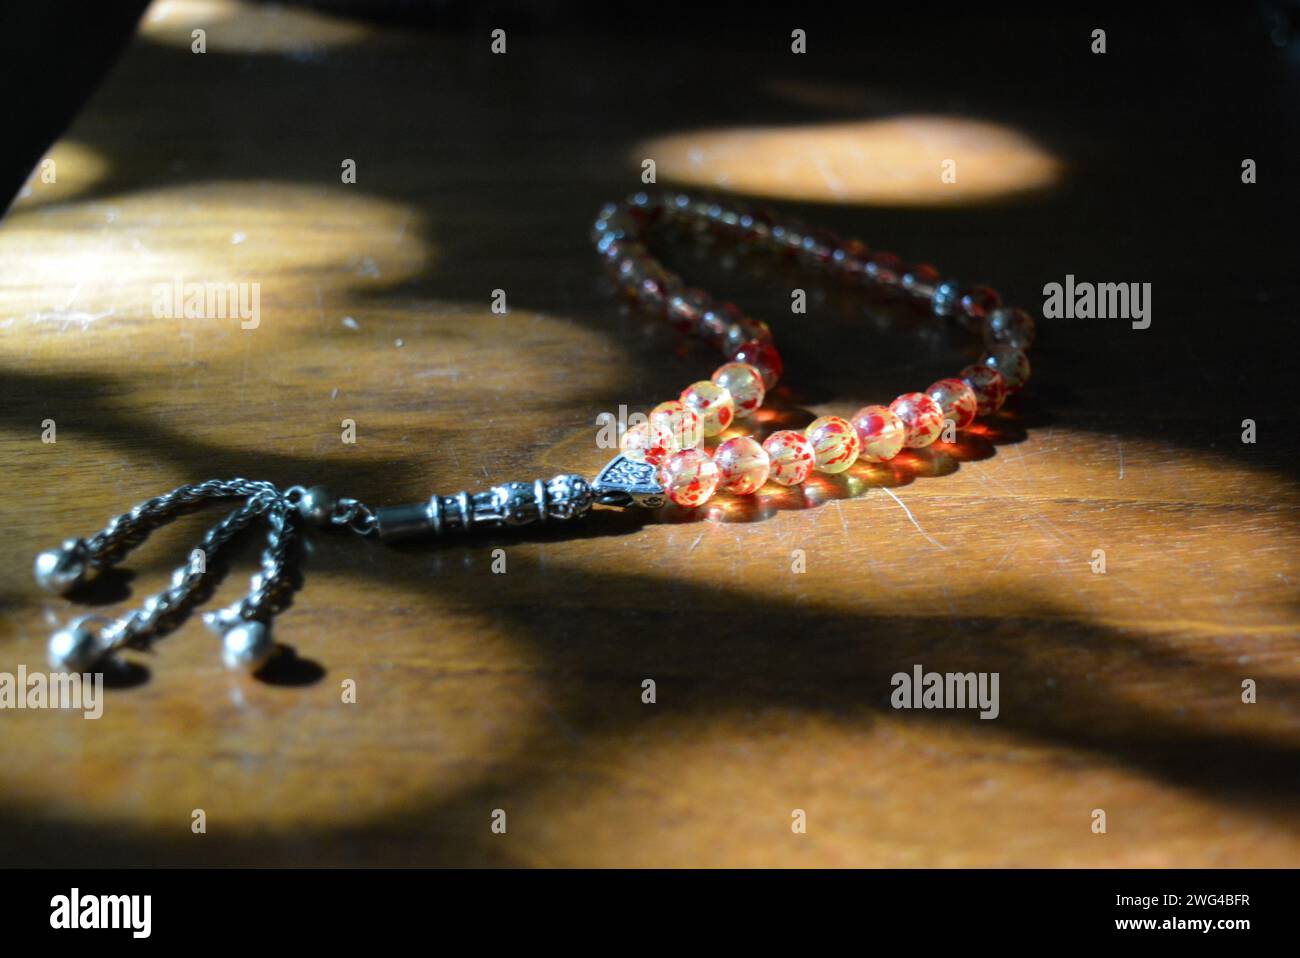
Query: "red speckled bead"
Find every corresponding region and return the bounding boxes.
[658,448,720,508]
[730,339,783,389]
[959,364,1008,415]
[889,392,945,448]
[959,285,1002,322]
[711,362,766,416]
[762,430,816,486]
[714,436,771,495]
[851,405,906,462]
[804,415,861,473]
[679,380,735,436]
[650,400,704,450]
[926,377,979,430]
[620,420,676,466]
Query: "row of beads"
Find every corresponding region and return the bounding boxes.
[594,192,1035,509]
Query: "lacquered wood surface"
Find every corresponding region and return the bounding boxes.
[1,1,1297,866]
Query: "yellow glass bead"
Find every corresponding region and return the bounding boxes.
[710,362,765,417]
[714,436,770,495]
[679,381,735,437]
[850,405,905,462]
[658,448,720,508]
[804,415,861,473]
[762,430,816,486]
[619,420,677,466]
[649,400,704,450]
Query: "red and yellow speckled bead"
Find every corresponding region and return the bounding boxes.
[762,430,816,486]
[620,420,676,465]
[804,415,861,473]
[710,362,765,416]
[959,364,1007,415]
[679,381,735,437]
[850,405,906,462]
[714,436,770,495]
[649,400,704,450]
[889,392,945,448]
[926,378,978,430]
[658,448,720,508]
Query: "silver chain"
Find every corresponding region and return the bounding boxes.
[37,464,627,673]
[101,492,275,651]
[83,478,282,566]
[37,478,377,670]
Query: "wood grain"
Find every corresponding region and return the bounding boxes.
[1,0,1297,866]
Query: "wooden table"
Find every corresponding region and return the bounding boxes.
[1,0,1297,866]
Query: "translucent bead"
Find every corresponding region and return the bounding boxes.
[926,377,978,430]
[762,430,816,486]
[901,262,939,298]
[658,449,720,508]
[666,288,710,333]
[697,307,730,346]
[730,339,783,389]
[650,400,704,450]
[959,364,1008,415]
[636,277,668,316]
[804,415,861,473]
[865,251,902,287]
[715,436,771,495]
[959,285,1001,322]
[889,392,945,448]
[710,362,765,416]
[679,381,735,437]
[850,405,906,462]
[723,317,773,354]
[983,306,1036,350]
[980,347,1030,391]
[932,280,961,318]
[620,420,677,466]
[831,238,870,284]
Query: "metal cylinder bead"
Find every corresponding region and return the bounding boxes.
[374,502,437,541]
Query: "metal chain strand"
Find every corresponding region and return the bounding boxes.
[82,478,282,568]
[232,498,298,621]
[99,494,275,651]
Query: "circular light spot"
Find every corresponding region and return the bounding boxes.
[636,116,1061,206]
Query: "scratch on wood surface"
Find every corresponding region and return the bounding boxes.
[28,308,114,331]
[1118,441,1125,480]
[881,488,946,550]
[832,500,850,536]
